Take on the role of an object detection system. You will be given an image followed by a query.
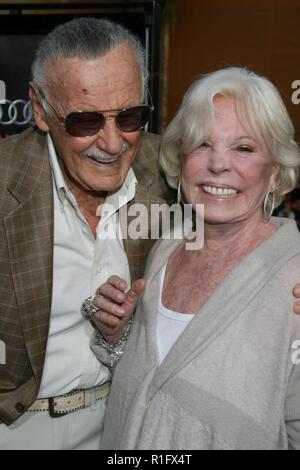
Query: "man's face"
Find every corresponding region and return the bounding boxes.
[32,43,143,193]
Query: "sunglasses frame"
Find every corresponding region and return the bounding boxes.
[36,86,154,136]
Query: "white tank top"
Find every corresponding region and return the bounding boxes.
[157,262,194,364]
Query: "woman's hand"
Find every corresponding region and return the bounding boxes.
[92,276,146,343]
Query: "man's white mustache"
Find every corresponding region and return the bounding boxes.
[81,142,130,160]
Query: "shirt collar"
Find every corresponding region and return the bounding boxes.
[99,165,137,225]
[47,133,74,206]
[47,133,137,214]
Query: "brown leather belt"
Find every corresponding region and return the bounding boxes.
[27,382,110,418]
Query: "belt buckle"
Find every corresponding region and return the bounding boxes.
[48,397,68,418]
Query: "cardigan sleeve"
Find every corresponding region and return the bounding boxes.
[286,352,300,450]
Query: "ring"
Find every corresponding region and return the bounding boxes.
[81,295,99,320]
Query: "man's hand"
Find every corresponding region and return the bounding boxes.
[293,284,300,315]
[92,276,146,343]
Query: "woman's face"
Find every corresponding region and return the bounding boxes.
[181,96,278,225]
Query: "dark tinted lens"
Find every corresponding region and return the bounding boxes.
[117,106,152,132]
[65,112,104,137]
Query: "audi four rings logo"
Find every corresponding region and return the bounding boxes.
[0,99,33,126]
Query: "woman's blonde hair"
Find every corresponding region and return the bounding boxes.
[160,67,300,211]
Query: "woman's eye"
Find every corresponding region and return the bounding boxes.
[199,142,210,149]
[237,145,254,153]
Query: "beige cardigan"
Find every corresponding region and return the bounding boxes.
[102,218,300,450]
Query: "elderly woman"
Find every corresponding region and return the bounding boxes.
[93,68,300,450]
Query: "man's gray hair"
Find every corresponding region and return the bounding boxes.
[31,17,148,93]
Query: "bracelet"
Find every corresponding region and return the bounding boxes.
[91,320,132,369]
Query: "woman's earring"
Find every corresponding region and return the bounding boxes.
[263,189,275,219]
[177,178,181,204]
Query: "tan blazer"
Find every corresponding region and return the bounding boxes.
[0,127,172,425]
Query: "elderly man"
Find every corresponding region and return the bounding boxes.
[0,17,171,450]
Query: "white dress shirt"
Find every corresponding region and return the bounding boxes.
[38,134,137,398]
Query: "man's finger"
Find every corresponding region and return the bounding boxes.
[124,278,146,306]
[107,276,128,291]
[96,277,127,297]
[94,310,123,329]
[94,295,125,318]
[95,286,126,308]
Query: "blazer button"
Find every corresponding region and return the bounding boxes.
[15,403,26,414]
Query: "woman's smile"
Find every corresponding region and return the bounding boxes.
[201,184,239,198]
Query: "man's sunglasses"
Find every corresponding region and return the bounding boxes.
[37,88,154,137]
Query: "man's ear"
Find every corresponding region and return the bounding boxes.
[29,82,50,132]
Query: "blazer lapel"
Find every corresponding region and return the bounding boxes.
[4,130,53,384]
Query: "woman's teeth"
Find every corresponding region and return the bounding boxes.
[202,185,238,198]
